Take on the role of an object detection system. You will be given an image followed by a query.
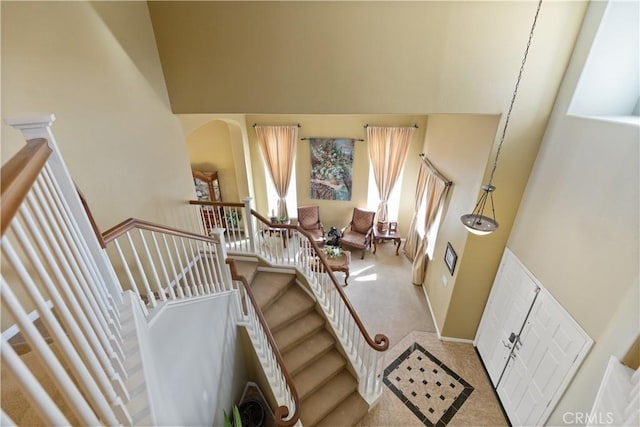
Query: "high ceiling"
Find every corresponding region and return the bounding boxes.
[147,1,588,115]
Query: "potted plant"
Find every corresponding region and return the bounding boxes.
[224,405,241,427]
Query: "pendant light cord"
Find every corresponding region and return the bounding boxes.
[487,0,543,186]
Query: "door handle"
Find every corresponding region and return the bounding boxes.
[502,339,512,350]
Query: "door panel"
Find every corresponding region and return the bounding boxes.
[475,250,539,385]
[498,290,591,426]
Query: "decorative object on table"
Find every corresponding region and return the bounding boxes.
[377,220,388,233]
[269,210,278,224]
[373,225,402,255]
[460,0,542,236]
[444,242,457,275]
[324,245,342,258]
[389,221,398,233]
[341,208,376,259]
[308,138,356,201]
[326,226,341,247]
[297,205,326,244]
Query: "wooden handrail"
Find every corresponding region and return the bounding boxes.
[77,187,106,249]
[1,138,52,236]
[225,259,300,427]
[188,200,245,208]
[102,218,220,245]
[250,209,390,352]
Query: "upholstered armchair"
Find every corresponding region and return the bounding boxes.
[340,208,376,259]
[297,205,326,244]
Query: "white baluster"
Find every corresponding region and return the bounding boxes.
[0,276,104,425]
[25,191,127,370]
[1,337,70,426]
[113,239,148,315]
[243,197,256,253]
[126,233,157,307]
[161,234,180,299]
[139,230,165,302]
[152,233,174,300]
[2,238,129,424]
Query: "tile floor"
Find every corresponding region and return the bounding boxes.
[344,241,509,426]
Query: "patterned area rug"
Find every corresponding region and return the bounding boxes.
[383,342,474,427]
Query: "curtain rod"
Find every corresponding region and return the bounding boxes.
[364,123,419,129]
[300,137,365,142]
[420,153,453,187]
[252,123,302,128]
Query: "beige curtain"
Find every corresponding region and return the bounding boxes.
[367,126,415,223]
[412,173,450,285]
[255,125,298,219]
[403,160,429,261]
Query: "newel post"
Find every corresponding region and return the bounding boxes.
[242,197,256,253]
[209,228,233,290]
[4,114,124,303]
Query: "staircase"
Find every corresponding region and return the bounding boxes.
[2,114,387,426]
[239,261,369,426]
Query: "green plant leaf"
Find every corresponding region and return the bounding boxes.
[223,410,232,427]
[233,404,242,427]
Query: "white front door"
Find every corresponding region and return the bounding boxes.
[497,289,592,426]
[475,250,540,385]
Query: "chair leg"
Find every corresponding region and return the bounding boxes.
[361,249,365,260]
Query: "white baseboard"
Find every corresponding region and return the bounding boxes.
[440,336,474,344]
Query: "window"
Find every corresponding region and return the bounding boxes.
[264,164,297,218]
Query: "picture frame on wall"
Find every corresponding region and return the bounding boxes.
[444,242,457,275]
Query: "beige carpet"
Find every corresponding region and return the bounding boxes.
[342,241,436,348]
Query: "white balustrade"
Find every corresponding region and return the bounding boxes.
[2,115,132,425]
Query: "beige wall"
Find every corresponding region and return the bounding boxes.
[186,120,241,202]
[1,1,195,231]
[506,1,640,423]
[420,115,500,331]
[245,114,426,232]
[0,1,196,328]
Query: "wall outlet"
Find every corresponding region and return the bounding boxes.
[441,274,448,287]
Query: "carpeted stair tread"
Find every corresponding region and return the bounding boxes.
[283,329,335,376]
[263,285,315,331]
[300,369,358,427]
[250,271,295,310]
[274,311,325,353]
[293,349,346,399]
[233,259,259,284]
[315,391,369,427]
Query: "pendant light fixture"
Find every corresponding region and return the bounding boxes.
[461,0,543,236]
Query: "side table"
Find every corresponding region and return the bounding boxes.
[312,250,351,286]
[373,227,402,255]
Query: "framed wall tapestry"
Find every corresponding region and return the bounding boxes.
[309,138,355,201]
